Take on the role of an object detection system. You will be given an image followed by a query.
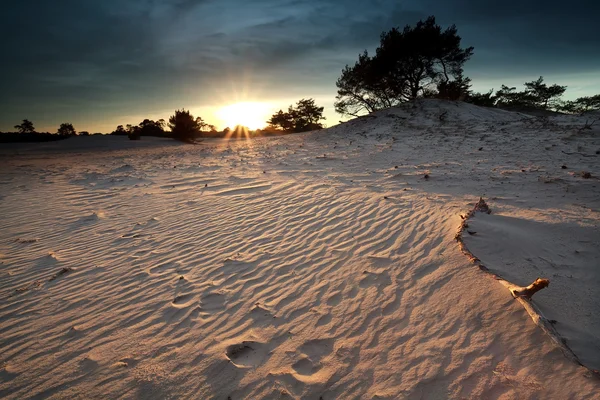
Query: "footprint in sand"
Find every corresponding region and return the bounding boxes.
[359,269,392,289]
[171,294,195,308]
[249,303,275,325]
[225,341,268,368]
[299,338,335,361]
[0,364,19,382]
[79,356,99,374]
[292,357,322,376]
[199,291,226,312]
[292,338,335,377]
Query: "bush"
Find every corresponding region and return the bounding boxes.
[168,109,205,142]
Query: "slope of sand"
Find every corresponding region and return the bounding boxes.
[1,100,599,399]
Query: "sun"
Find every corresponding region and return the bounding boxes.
[217,102,272,131]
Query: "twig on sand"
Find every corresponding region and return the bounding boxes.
[455,198,599,376]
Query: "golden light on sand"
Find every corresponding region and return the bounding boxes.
[217,102,271,131]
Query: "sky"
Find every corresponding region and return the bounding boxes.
[1,0,599,133]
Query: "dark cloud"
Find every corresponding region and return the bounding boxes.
[1,0,599,131]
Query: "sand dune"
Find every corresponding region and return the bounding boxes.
[1,100,599,398]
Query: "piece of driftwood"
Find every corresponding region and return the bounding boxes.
[510,278,550,299]
[455,198,599,377]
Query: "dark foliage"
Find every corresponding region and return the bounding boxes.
[111,125,127,135]
[335,16,474,116]
[558,94,600,114]
[435,72,472,100]
[268,98,325,132]
[14,119,35,134]
[1,119,70,143]
[168,109,205,142]
[57,122,76,136]
[138,119,167,137]
[466,90,497,107]
[494,77,566,110]
[0,131,70,143]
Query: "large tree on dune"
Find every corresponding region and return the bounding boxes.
[335,16,474,117]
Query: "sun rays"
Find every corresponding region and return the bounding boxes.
[217,102,272,131]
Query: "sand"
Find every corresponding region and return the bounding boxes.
[0,100,599,399]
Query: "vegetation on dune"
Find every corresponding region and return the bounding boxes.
[14,119,35,134]
[267,98,326,132]
[335,16,474,117]
[57,122,76,136]
[467,77,600,115]
[168,109,206,142]
[1,119,77,143]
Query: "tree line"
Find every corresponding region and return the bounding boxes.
[0,120,103,143]
[109,98,326,142]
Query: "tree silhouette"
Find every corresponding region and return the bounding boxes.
[268,98,325,132]
[558,94,600,114]
[14,119,35,134]
[57,122,76,136]
[168,109,205,142]
[267,110,295,131]
[494,77,566,110]
[523,76,566,109]
[335,16,474,116]
[436,71,471,100]
[112,125,127,135]
[138,119,166,136]
[467,90,496,107]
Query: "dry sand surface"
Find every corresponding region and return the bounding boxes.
[1,100,599,399]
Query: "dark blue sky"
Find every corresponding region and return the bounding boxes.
[1,0,599,132]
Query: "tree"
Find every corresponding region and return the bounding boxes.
[494,77,566,110]
[138,119,166,136]
[335,16,474,117]
[57,123,76,136]
[466,90,497,107]
[168,109,205,142]
[14,119,35,134]
[334,51,399,117]
[112,125,127,135]
[268,98,325,132]
[267,110,295,131]
[558,94,600,114]
[293,98,326,131]
[436,71,471,100]
[523,76,566,110]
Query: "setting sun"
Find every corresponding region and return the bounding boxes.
[217,102,272,130]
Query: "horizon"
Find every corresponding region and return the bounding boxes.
[2,0,599,133]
